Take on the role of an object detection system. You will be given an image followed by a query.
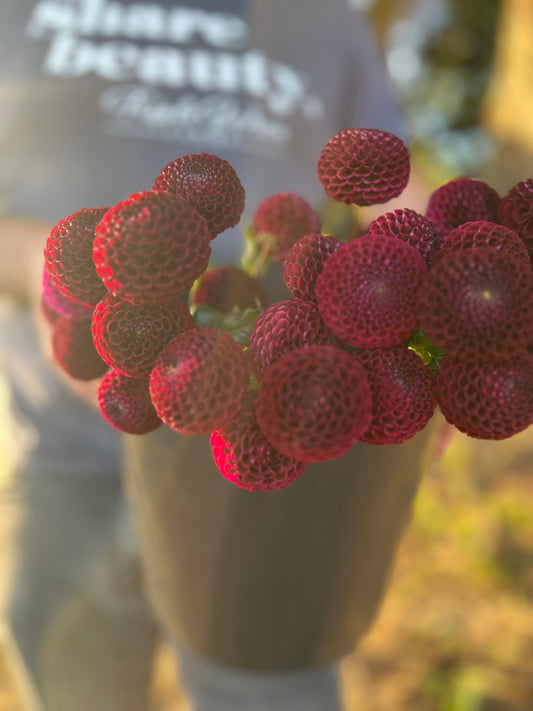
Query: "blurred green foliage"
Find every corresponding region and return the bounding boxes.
[358,0,503,181]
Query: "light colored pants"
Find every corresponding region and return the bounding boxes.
[3,472,160,711]
[176,641,344,711]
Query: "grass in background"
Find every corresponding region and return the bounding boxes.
[342,414,533,711]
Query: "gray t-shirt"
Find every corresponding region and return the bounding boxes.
[0,0,406,476]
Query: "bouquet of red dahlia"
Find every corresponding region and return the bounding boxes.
[41,128,533,491]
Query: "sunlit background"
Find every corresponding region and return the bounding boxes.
[1,0,533,709]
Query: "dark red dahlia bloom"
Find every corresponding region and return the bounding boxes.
[153,153,245,238]
[435,353,533,439]
[366,208,441,267]
[98,369,162,434]
[434,220,530,268]
[41,296,63,327]
[248,298,336,379]
[420,247,533,358]
[149,327,250,435]
[315,235,426,347]
[211,394,307,492]
[283,233,342,301]
[256,345,372,463]
[354,347,436,444]
[425,177,500,238]
[44,206,108,307]
[252,192,321,262]
[42,264,94,320]
[498,178,533,257]
[92,294,194,379]
[93,190,211,304]
[317,128,410,206]
[52,316,108,381]
[191,266,269,313]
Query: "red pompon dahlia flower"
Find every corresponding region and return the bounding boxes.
[92,294,194,379]
[435,353,533,440]
[98,369,162,434]
[434,220,531,269]
[211,393,307,491]
[190,266,269,313]
[44,206,109,307]
[420,247,533,358]
[315,235,426,347]
[40,296,63,327]
[247,298,336,379]
[42,264,94,320]
[153,153,245,238]
[366,208,441,267]
[149,327,250,435]
[283,233,342,301]
[498,178,533,257]
[425,177,500,238]
[317,128,410,206]
[251,192,321,262]
[354,347,437,445]
[256,345,372,463]
[93,191,211,304]
[52,316,109,381]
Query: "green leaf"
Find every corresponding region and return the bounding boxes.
[240,223,276,278]
[407,328,446,374]
[192,303,263,347]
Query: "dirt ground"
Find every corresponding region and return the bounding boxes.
[1,416,533,711]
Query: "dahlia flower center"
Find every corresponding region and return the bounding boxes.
[465,281,502,313]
